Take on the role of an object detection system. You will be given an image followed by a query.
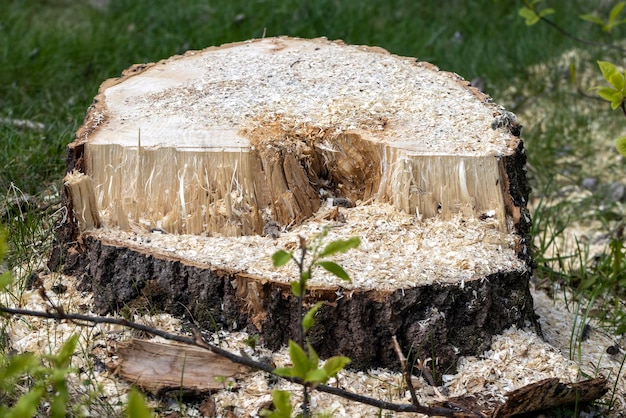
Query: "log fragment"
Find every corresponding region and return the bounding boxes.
[113,338,250,394]
[491,376,607,417]
[434,377,607,417]
[56,37,539,373]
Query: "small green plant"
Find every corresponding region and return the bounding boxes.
[262,229,359,418]
[519,0,555,26]
[591,61,626,156]
[0,230,75,417]
[594,61,626,112]
[125,387,153,418]
[0,332,78,418]
[580,2,626,32]
[243,333,259,351]
[261,389,294,418]
[0,229,154,417]
[517,2,626,157]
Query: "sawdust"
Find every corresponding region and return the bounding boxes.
[79,37,521,236]
[3,269,623,417]
[91,37,514,156]
[90,202,524,290]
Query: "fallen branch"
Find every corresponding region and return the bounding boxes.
[0,303,481,417]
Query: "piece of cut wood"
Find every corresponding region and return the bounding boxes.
[490,376,607,417]
[55,37,538,373]
[433,377,607,417]
[113,338,250,394]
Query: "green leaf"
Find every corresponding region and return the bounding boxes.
[54,334,78,368]
[323,355,351,378]
[288,340,310,378]
[615,137,626,156]
[609,71,626,91]
[49,381,70,418]
[538,8,555,18]
[611,97,624,110]
[318,237,360,258]
[609,2,626,26]
[126,387,153,418]
[317,261,351,281]
[0,353,38,385]
[272,250,293,267]
[0,272,12,291]
[306,341,320,369]
[597,86,620,102]
[6,385,46,418]
[519,7,540,25]
[568,63,577,85]
[272,367,297,378]
[598,61,620,83]
[49,367,71,384]
[596,86,617,100]
[291,281,301,297]
[305,368,328,384]
[580,13,605,26]
[302,301,324,333]
[260,390,293,418]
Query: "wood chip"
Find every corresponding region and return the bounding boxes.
[113,338,250,394]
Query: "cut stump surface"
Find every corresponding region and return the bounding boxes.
[56,37,538,373]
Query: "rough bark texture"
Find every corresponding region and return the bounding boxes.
[63,233,538,374]
[53,37,541,375]
[433,377,608,417]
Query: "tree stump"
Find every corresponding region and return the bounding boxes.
[55,37,539,373]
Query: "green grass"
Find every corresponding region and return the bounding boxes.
[2,0,626,415]
[0,0,617,194]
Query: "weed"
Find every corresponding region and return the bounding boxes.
[263,229,358,417]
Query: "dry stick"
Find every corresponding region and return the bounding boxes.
[392,335,420,407]
[0,304,483,417]
[390,337,484,417]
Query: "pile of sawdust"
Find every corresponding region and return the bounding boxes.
[3,267,623,417]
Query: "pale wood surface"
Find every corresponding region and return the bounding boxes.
[71,37,522,236]
[58,37,537,373]
[114,338,250,394]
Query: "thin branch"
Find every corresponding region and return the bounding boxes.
[296,234,308,347]
[520,0,626,54]
[392,335,420,406]
[0,304,483,417]
[295,234,310,418]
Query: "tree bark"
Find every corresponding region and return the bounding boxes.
[53,37,539,374]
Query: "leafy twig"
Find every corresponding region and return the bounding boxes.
[519,0,626,53]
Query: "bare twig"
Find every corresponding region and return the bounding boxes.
[0,304,484,417]
[392,335,420,407]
